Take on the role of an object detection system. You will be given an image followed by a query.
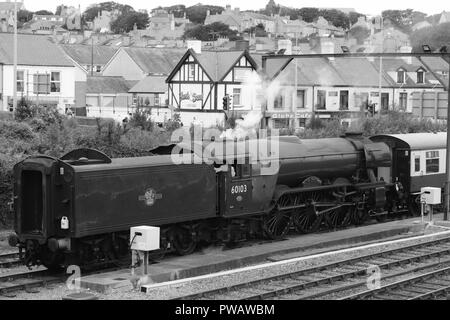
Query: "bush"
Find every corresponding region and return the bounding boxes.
[128,107,154,131]
[14,98,36,121]
[0,120,35,141]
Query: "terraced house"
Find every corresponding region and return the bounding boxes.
[0,33,80,113]
[263,54,446,129]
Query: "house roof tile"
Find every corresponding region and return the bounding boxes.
[87,76,135,94]
[61,44,117,66]
[0,33,74,66]
[123,47,185,75]
[129,76,167,93]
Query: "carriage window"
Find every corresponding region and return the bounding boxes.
[414,156,420,172]
[425,151,439,173]
[240,164,251,178]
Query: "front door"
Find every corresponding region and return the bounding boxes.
[394,148,410,192]
[339,90,349,110]
[381,93,389,111]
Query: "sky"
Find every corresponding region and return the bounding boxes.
[22,0,450,16]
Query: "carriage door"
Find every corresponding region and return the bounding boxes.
[394,148,411,191]
[223,161,253,217]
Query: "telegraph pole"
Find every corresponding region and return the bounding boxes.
[12,0,18,113]
[446,56,450,221]
[378,16,383,115]
[90,37,94,76]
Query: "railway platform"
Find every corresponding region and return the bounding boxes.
[78,215,444,293]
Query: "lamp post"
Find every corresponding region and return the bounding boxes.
[12,0,18,113]
[378,15,383,115]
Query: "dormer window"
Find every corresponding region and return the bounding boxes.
[397,69,405,84]
[417,68,426,84]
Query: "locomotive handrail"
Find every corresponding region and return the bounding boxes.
[60,148,112,164]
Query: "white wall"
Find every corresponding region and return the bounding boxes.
[1,64,77,112]
[102,50,146,81]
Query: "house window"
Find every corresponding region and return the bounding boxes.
[96,65,102,73]
[51,72,61,93]
[298,118,306,127]
[317,90,326,110]
[273,118,289,129]
[33,73,50,94]
[189,64,195,80]
[417,71,424,84]
[399,92,407,110]
[397,70,405,83]
[274,94,283,109]
[425,151,439,173]
[154,94,160,106]
[296,90,305,108]
[17,71,24,92]
[233,88,241,106]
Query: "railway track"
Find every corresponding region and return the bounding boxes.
[0,268,60,298]
[340,266,450,300]
[0,252,20,268]
[171,235,450,300]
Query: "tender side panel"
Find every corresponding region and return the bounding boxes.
[73,164,217,237]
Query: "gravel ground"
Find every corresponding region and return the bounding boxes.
[0,229,14,254]
[3,226,450,300]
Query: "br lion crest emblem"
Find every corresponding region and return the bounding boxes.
[138,188,162,206]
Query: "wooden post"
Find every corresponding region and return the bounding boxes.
[419,91,424,119]
[434,92,438,120]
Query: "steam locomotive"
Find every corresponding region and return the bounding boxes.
[8,132,447,269]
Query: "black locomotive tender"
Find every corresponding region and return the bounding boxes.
[8,132,447,269]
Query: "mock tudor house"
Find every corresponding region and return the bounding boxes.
[0,33,81,113]
[166,43,260,127]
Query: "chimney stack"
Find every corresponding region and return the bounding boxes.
[400,46,413,64]
[187,40,202,54]
[277,39,292,55]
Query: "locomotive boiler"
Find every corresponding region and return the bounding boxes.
[9,134,408,270]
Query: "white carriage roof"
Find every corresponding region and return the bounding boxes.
[372,132,447,150]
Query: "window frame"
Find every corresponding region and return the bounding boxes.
[233,88,241,106]
[397,70,405,84]
[417,71,424,84]
[50,71,61,93]
[17,70,24,92]
[425,150,440,174]
[414,155,420,172]
[296,89,305,109]
[273,94,283,109]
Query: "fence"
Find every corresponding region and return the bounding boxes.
[411,91,449,120]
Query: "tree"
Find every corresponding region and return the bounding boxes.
[184,22,241,41]
[244,23,267,37]
[154,5,186,18]
[382,9,427,34]
[34,10,54,15]
[319,9,350,29]
[83,2,134,22]
[17,10,33,24]
[348,12,365,26]
[297,7,320,23]
[110,11,149,33]
[185,4,223,24]
[410,22,450,52]
[349,26,371,44]
[55,5,67,16]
